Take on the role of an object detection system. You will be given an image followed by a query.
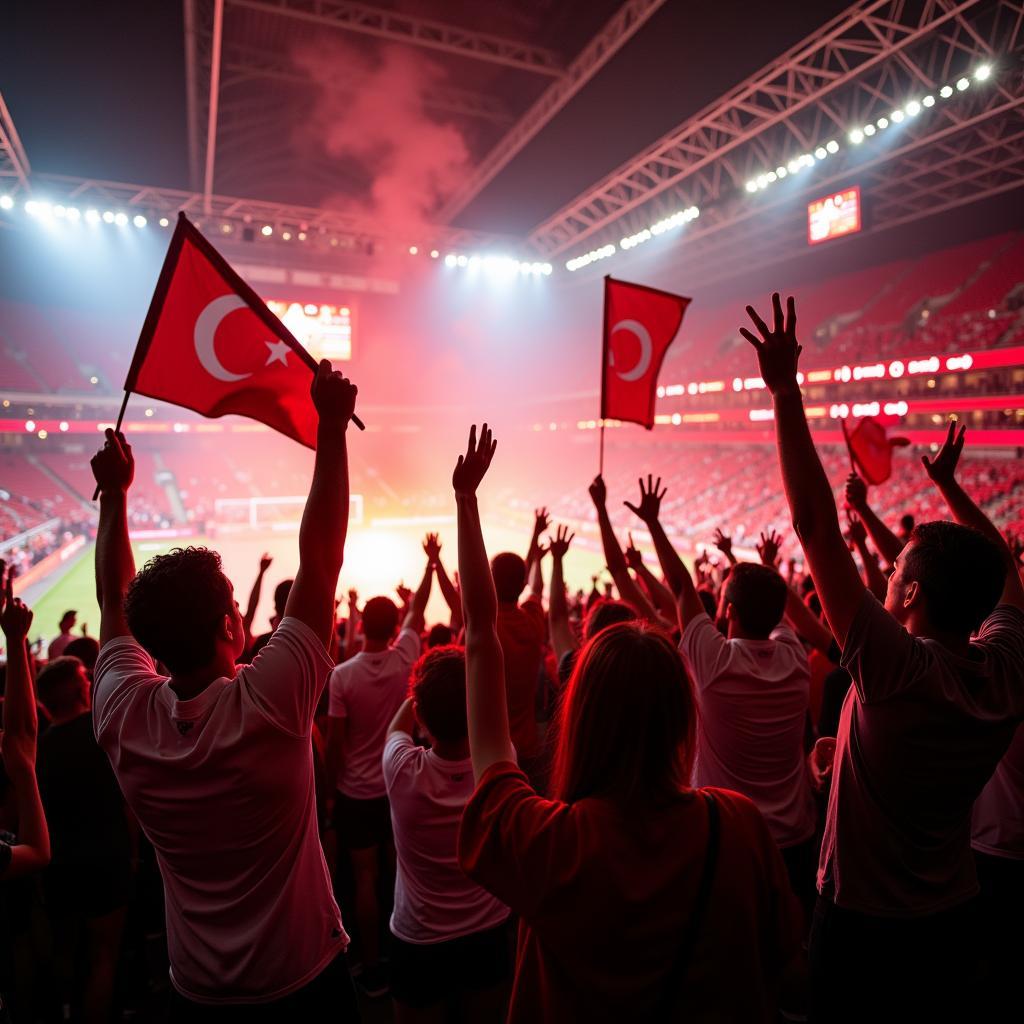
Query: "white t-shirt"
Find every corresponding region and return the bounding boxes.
[93,618,347,1004]
[48,632,73,660]
[680,612,816,849]
[820,595,1024,917]
[972,722,1024,859]
[383,731,509,944]
[328,628,420,799]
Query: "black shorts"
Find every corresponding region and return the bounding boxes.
[42,860,133,919]
[389,920,512,1009]
[333,792,392,851]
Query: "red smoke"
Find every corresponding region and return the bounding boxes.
[294,38,470,228]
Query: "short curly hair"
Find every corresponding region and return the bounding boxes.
[410,645,467,744]
[124,547,234,673]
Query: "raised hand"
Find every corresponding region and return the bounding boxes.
[624,532,643,570]
[396,582,413,605]
[712,528,733,559]
[844,472,868,512]
[0,564,32,641]
[90,429,135,495]
[756,528,783,567]
[624,474,666,526]
[423,532,442,563]
[845,509,867,549]
[310,358,358,427]
[452,424,497,497]
[740,293,802,396]
[347,588,358,606]
[921,418,966,488]
[532,508,551,539]
[588,475,607,508]
[548,524,574,560]
[259,553,273,573]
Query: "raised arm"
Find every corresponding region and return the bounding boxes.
[284,360,358,646]
[922,420,1024,609]
[846,512,888,601]
[432,555,464,633]
[91,429,136,647]
[548,525,578,662]
[589,475,660,622]
[402,536,436,634]
[0,569,50,877]
[844,473,903,567]
[524,507,550,575]
[741,295,864,647]
[625,533,677,620]
[242,553,272,648]
[454,424,515,780]
[712,528,738,566]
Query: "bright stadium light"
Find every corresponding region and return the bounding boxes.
[86,209,101,224]
[849,128,864,144]
[922,95,935,107]
[53,204,66,217]
[133,214,147,227]
[814,146,827,160]
[940,84,954,98]
[444,253,457,267]
[102,210,115,223]
[114,212,128,226]
[66,206,80,221]
[0,195,13,210]
[765,171,777,182]
[975,64,991,81]
[863,124,876,136]
[891,109,905,123]
[456,254,468,267]
[745,180,758,193]
[826,140,839,154]
[776,165,787,177]
[876,116,889,129]
[905,100,922,117]
[430,249,439,258]
[158,216,170,227]
[261,224,273,236]
[956,76,970,91]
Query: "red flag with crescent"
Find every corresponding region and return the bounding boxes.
[123,213,324,447]
[601,277,690,429]
[842,415,910,484]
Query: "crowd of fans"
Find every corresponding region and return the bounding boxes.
[0,297,1022,1023]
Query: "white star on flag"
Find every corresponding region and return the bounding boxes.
[265,339,290,367]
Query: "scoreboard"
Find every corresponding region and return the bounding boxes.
[807,187,862,245]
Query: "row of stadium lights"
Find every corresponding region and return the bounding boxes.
[0,198,552,278]
[566,63,995,271]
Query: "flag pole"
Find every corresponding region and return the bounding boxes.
[599,421,605,476]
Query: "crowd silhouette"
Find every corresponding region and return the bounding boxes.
[0,296,1021,1023]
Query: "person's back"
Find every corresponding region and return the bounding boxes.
[679,563,815,852]
[462,777,799,1021]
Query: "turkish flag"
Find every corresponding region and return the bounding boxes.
[123,213,325,447]
[601,277,690,429]
[842,416,910,484]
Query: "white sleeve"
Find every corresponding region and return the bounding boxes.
[238,617,335,737]
[382,731,417,793]
[327,665,348,719]
[392,627,421,668]
[679,613,733,693]
[92,637,163,743]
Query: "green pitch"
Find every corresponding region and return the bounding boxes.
[29,538,207,652]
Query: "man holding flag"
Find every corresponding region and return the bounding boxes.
[91,354,361,1013]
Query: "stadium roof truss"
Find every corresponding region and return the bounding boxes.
[531,0,1024,278]
[182,0,670,215]
[0,91,31,191]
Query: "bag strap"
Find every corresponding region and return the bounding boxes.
[653,791,721,1019]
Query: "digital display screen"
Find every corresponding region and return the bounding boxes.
[807,187,862,245]
[266,301,353,361]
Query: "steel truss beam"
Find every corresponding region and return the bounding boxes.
[437,0,670,223]
[28,173,521,253]
[225,0,564,75]
[214,39,515,125]
[0,92,31,189]
[529,0,1024,258]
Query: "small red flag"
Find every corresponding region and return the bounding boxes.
[124,213,356,448]
[842,416,910,484]
[601,277,690,429]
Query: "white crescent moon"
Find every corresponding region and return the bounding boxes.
[194,295,252,383]
[609,319,652,382]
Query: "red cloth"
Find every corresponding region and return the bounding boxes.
[842,416,909,485]
[459,764,802,1022]
[126,214,319,447]
[602,277,690,429]
[496,598,546,759]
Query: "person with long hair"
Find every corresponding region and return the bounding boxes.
[452,424,802,1022]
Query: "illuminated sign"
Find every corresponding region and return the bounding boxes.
[807,187,862,245]
[266,301,353,361]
